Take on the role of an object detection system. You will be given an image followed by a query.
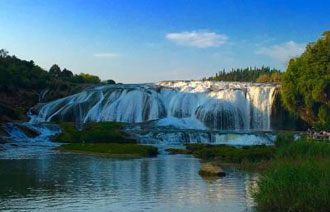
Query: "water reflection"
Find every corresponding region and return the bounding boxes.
[0,153,256,212]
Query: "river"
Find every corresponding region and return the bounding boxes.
[0,143,257,212]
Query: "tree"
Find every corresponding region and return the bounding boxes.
[49,64,61,77]
[61,68,74,78]
[256,74,271,83]
[106,79,116,84]
[0,49,8,58]
[281,31,330,126]
[72,73,101,84]
[208,66,282,82]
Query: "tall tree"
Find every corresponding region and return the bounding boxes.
[49,64,61,77]
[281,31,330,126]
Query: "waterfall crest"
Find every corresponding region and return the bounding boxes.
[31,81,278,131]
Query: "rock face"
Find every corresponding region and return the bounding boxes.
[198,162,226,177]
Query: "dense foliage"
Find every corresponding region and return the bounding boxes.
[281,31,330,128]
[0,51,50,92]
[0,50,115,121]
[207,66,282,82]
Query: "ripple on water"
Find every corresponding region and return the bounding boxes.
[0,151,256,212]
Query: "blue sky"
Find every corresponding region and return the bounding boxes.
[0,0,329,83]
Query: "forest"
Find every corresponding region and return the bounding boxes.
[206,66,282,82]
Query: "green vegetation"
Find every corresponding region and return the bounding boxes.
[254,139,330,212]
[169,135,330,211]
[281,31,330,128]
[185,144,276,163]
[54,122,158,158]
[52,122,136,143]
[206,66,282,82]
[56,143,158,158]
[0,50,115,122]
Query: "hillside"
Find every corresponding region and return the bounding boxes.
[0,49,115,122]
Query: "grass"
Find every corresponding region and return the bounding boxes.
[186,144,276,163]
[56,143,158,158]
[253,139,330,212]
[52,122,136,143]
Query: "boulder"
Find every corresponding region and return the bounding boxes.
[198,162,226,177]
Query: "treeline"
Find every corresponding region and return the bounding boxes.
[0,49,115,121]
[207,66,282,83]
[0,50,116,93]
[48,64,104,85]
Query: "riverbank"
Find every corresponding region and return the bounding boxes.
[167,143,276,171]
[167,134,330,211]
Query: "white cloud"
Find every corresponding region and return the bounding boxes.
[256,41,305,62]
[93,53,120,58]
[166,31,228,48]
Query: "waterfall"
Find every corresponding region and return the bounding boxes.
[31,81,278,131]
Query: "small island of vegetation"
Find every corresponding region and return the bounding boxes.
[52,122,158,158]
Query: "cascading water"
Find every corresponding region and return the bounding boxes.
[0,122,61,159]
[31,81,277,131]
[28,81,278,145]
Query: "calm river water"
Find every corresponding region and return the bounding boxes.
[0,145,257,212]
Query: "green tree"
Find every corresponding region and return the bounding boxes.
[49,64,61,77]
[281,31,330,126]
[208,66,282,82]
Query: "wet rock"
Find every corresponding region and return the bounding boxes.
[16,124,40,138]
[199,162,226,177]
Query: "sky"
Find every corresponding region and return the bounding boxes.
[0,0,329,83]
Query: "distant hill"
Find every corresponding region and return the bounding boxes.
[0,49,115,122]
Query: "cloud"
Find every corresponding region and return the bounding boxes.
[166,31,228,48]
[93,53,120,58]
[256,41,305,62]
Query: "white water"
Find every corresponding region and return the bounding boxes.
[31,81,278,131]
[0,123,61,159]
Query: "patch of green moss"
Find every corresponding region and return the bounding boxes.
[52,122,136,143]
[56,143,158,158]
